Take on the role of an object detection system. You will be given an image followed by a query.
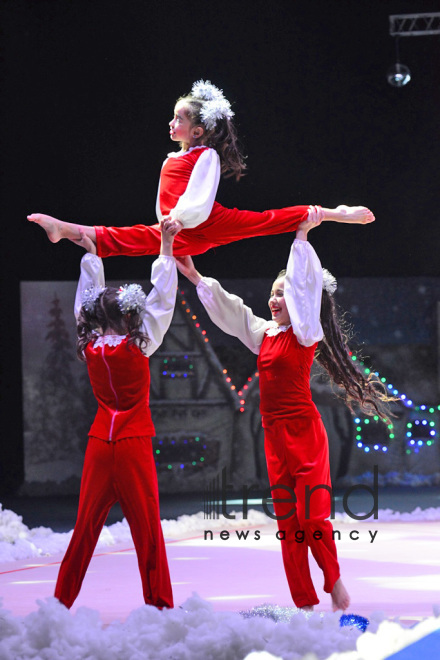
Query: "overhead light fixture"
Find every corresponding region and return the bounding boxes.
[387,12,440,88]
[387,37,411,87]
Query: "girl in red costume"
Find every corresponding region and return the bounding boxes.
[176,209,392,612]
[53,221,178,611]
[28,80,374,255]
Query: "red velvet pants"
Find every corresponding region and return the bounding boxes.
[264,416,340,607]
[95,203,309,257]
[54,436,173,609]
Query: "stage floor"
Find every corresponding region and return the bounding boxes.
[1,517,439,626]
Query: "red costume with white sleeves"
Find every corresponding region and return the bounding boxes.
[95,146,310,257]
[54,253,176,610]
[196,239,340,607]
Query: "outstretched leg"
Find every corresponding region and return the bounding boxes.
[29,202,374,258]
[94,204,312,257]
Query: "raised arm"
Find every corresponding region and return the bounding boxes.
[177,256,269,354]
[140,221,178,356]
[284,219,324,347]
[74,233,104,321]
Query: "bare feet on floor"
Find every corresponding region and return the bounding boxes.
[331,578,350,611]
[325,205,375,224]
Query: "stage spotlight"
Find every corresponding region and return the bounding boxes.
[387,36,411,87]
[387,63,411,87]
[388,13,440,87]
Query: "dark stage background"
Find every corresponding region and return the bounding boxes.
[1,0,439,494]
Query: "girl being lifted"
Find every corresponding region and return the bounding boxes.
[28,80,374,257]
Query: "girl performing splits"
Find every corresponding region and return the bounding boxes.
[54,221,178,610]
[28,80,374,257]
[176,212,392,611]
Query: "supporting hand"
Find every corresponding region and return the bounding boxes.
[162,216,184,234]
[159,219,179,257]
[176,256,202,286]
[296,205,323,240]
[78,229,97,254]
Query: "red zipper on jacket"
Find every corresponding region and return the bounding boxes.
[101,343,119,441]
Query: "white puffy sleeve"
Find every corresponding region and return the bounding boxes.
[141,256,178,357]
[284,238,324,347]
[196,277,269,355]
[74,253,105,321]
[169,149,221,228]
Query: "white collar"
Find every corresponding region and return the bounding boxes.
[265,322,291,337]
[93,334,127,348]
[167,145,208,159]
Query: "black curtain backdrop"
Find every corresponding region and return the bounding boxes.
[1,0,439,493]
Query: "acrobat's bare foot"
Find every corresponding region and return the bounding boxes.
[324,205,375,225]
[299,605,314,612]
[331,578,350,612]
[27,213,71,243]
[27,214,97,247]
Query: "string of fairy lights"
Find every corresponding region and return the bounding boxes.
[158,290,438,469]
[347,352,438,455]
[175,290,261,409]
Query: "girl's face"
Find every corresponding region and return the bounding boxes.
[169,101,199,148]
[268,277,290,326]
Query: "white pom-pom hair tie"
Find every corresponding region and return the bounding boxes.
[117,284,147,314]
[191,80,223,101]
[81,285,106,313]
[322,269,337,295]
[191,79,234,130]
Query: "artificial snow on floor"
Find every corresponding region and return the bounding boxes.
[1,504,440,660]
[0,594,439,660]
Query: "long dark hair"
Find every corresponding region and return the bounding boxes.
[276,269,395,420]
[76,287,150,361]
[316,289,395,419]
[178,94,247,181]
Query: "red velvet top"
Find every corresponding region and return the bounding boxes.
[257,326,320,427]
[85,337,155,441]
[158,146,211,216]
